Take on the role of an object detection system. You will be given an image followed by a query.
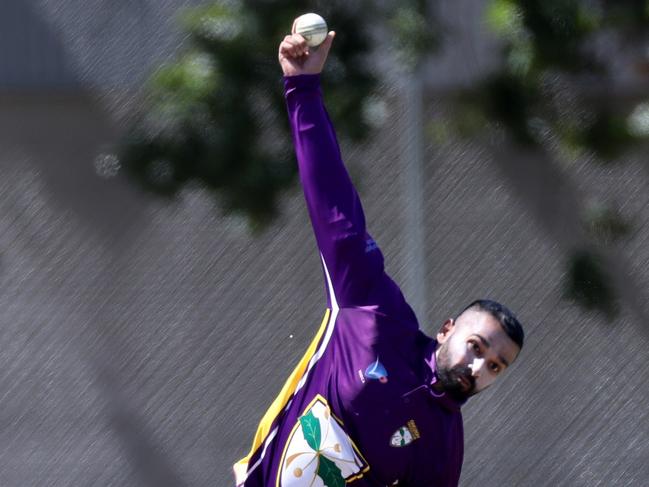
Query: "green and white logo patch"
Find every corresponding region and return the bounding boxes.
[278,395,367,486]
[389,420,421,448]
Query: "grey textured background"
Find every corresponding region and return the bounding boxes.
[1,1,648,486]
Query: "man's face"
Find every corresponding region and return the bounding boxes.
[435,309,520,402]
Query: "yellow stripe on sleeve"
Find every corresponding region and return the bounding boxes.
[233,308,332,480]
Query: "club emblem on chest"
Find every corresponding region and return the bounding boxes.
[278,395,368,486]
[390,420,421,447]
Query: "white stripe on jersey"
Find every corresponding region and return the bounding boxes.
[239,254,340,484]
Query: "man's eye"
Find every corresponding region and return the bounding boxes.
[471,342,480,354]
[490,363,500,373]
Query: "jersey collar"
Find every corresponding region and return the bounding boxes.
[423,339,467,412]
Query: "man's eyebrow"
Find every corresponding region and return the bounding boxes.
[474,334,490,348]
[474,334,509,368]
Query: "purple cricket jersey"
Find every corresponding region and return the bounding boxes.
[233,74,464,487]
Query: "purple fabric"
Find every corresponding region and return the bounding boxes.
[237,74,464,487]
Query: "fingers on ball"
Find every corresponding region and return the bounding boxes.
[281,35,308,57]
[280,40,299,58]
[289,35,308,55]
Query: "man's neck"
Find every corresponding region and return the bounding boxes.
[430,379,445,394]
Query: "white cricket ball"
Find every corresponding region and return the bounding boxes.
[294,13,328,47]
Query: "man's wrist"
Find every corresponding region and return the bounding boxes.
[283,74,321,94]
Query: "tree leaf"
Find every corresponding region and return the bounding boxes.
[317,455,345,487]
[299,410,321,452]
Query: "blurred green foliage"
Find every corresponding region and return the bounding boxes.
[119,0,648,315]
[584,201,632,245]
[461,0,649,157]
[565,249,618,317]
[462,0,649,316]
[120,2,371,227]
[119,1,438,228]
[389,0,441,70]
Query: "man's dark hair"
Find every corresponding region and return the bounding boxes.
[460,299,524,349]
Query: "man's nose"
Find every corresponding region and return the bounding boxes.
[469,358,485,377]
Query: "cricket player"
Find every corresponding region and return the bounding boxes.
[234,25,524,487]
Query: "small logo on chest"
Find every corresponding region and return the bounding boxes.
[361,357,388,383]
[390,420,421,447]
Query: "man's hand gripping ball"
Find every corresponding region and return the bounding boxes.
[278,17,335,77]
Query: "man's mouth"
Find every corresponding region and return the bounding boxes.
[457,375,471,391]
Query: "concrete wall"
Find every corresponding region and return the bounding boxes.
[1,1,648,486]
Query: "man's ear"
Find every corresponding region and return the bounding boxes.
[436,318,455,343]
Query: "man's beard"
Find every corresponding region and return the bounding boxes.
[436,342,476,401]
